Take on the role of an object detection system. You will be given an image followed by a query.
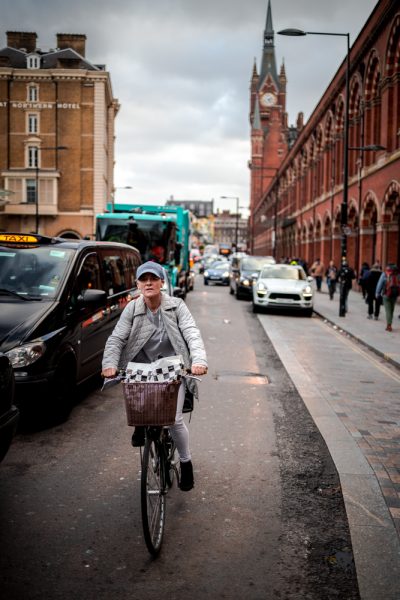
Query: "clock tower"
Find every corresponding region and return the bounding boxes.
[249,0,289,221]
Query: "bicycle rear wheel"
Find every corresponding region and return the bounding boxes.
[141,438,166,556]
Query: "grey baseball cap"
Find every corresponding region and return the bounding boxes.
[136,261,165,280]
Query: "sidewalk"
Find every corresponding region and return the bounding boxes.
[313,285,400,370]
[256,287,400,599]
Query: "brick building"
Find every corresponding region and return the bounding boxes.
[0,31,119,238]
[250,0,400,272]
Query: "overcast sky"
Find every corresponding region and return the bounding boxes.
[3,0,378,214]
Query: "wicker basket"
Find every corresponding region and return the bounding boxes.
[122,380,180,426]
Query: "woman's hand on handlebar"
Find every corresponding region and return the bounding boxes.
[102,367,118,378]
[191,364,208,376]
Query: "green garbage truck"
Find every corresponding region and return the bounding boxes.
[96,203,192,295]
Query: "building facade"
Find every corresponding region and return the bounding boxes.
[166,197,214,218]
[250,0,400,272]
[0,31,119,238]
[213,210,248,251]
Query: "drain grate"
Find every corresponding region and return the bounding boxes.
[213,370,269,384]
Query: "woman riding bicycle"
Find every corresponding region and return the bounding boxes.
[101,261,208,491]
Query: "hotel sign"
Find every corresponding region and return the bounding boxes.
[0,101,80,109]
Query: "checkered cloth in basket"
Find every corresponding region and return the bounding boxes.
[122,356,183,426]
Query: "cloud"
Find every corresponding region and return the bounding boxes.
[2,0,378,210]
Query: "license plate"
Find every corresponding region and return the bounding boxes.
[277,298,294,303]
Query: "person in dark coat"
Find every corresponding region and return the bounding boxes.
[358,262,370,298]
[337,259,356,314]
[364,263,382,319]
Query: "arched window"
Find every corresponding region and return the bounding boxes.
[385,15,400,151]
[335,98,345,184]
[349,76,363,176]
[324,113,334,192]
[364,50,382,166]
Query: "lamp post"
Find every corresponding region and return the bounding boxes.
[279,27,350,316]
[111,186,133,212]
[35,145,67,234]
[220,196,240,249]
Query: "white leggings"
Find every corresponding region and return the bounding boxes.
[169,383,191,463]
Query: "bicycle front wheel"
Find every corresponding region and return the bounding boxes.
[141,438,166,556]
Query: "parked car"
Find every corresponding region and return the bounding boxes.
[0,232,142,418]
[204,261,230,286]
[252,263,314,316]
[230,255,276,299]
[0,352,19,462]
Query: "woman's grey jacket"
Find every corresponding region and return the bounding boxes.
[102,293,207,397]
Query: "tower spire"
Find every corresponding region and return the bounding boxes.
[264,0,274,47]
[259,0,278,90]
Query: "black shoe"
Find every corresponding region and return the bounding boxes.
[131,426,145,447]
[180,460,194,491]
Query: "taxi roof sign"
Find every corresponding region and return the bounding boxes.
[0,234,40,244]
[0,233,57,245]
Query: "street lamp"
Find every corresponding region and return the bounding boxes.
[35,146,67,234]
[112,186,133,212]
[279,27,350,316]
[220,196,240,249]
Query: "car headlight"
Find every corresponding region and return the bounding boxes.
[6,340,46,368]
[204,270,209,277]
[222,271,229,277]
[303,285,312,294]
[257,282,267,291]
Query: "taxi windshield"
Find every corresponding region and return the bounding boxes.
[0,245,74,299]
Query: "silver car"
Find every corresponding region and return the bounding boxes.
[252,264,314,316]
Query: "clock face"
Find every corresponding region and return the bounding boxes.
[261,92,276,106]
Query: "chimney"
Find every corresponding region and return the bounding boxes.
[7,31,37,53]
[56,34,86,57]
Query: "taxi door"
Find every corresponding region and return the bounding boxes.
[98,247,140,342]
[68,251,109,382]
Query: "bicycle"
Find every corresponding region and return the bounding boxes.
[140,424,180,556]
[102,367,199,556]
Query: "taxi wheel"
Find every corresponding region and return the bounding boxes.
[51,358,76,419]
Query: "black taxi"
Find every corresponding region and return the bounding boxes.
[0,233,141,417]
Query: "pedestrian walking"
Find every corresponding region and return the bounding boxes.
[325,260,338,300]
[101,261,208,491]
[364,263,382,319]
[310,258,324,292]
[337,259,356,315]
[376,263,399,332]
[358,262,370,298]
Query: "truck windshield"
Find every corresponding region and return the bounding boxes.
[0,245,74,299]
[96,218,174,264]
